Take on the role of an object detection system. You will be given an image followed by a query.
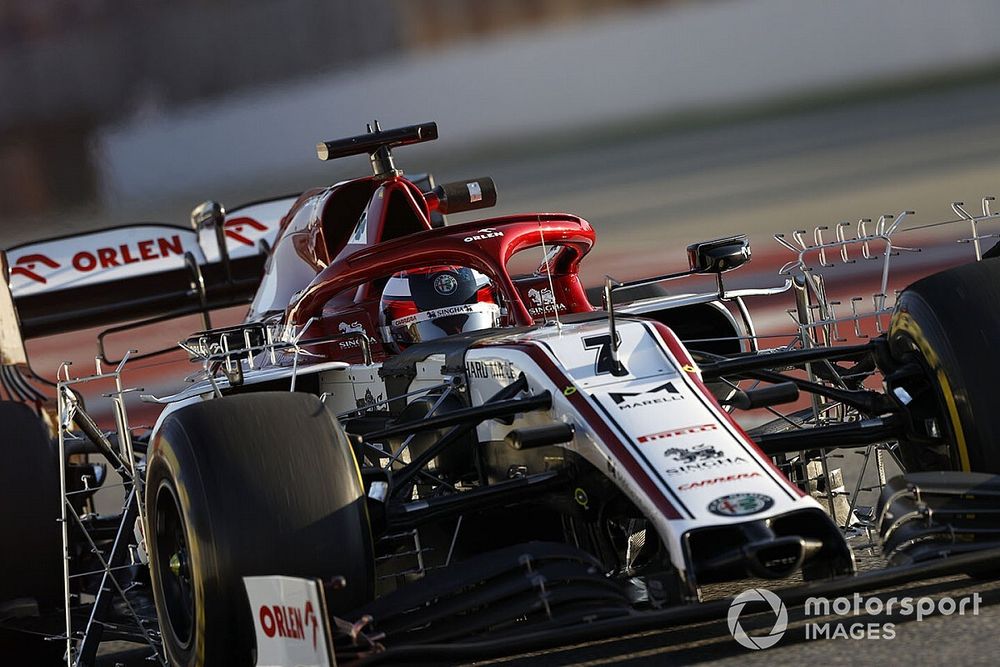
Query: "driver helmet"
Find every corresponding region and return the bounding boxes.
[380,266,500,351]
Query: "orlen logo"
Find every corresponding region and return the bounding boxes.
[258,601,319,650]
[11,236,189,288]
[463,227,503,243]
[224,217,268,246]
[11,254,61,284]
[70,236,185,272]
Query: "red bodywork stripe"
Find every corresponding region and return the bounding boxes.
[499,342,684,520]
[648,321,806,497]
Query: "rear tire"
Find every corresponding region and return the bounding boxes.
[145,392,374,666]
[889,258,1000,473]
[0,401,64,663]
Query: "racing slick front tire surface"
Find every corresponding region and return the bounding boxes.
[145,392,374,666]
[889,257,1000,473]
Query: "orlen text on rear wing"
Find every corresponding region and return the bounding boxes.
[2,196,297,347]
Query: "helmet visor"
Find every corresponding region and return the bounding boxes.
[389,302,500,347]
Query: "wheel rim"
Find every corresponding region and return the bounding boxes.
[154,480,195,649]
[891,330,962,471]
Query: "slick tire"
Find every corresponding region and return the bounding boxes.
[145,392,374,666]
[889,257,1000,473]
[0,401,63,662]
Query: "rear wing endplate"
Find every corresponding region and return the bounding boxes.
[0,251,28,366]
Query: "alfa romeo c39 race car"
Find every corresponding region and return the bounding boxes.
[3,122,1000,666]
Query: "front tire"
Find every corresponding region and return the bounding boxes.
[145,392,374,666]
[889,258,1000,473]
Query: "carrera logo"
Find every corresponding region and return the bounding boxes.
[678,471,761,491]
[463,228,503,243]
[258,601,320,650]
[608,382,682,410]
[224,217,268,246]
[638,423,717,443]
[11,253,60,284]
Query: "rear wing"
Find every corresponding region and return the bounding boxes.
[0,252,28,366]
[2,195,298,342]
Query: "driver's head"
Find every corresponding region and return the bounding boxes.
[380,266,499,351]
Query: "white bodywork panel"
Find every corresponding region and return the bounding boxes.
[199,197,297,262]
[319,365,387,415]
[6,225,204,297]
[243,575,335,667]
[465,319,819,574]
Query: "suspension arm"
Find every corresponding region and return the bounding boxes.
[367,387,549,441]
[698,343,874,380]
[384,376,551,501]
[387,471,568,530]
[742,369,894,415]
[753,414,906,456]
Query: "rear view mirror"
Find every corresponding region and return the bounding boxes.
[686,235,751,274]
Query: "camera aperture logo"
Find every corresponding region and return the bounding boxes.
[727,588,787,650]
[729,588,983,649]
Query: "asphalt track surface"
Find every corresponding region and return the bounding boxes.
[93,550,1000,665]
[486,569,1000,666]
[15,79,1000,663]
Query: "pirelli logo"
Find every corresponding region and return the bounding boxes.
[637,423,717,443]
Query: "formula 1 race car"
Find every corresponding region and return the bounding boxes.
[3,122,1000,666]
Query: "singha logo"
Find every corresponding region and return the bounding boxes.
[338,321,365,334]
[223,217,268,246]
[663,444,724,464]
[338,321,375,351]
[10,254,61,284]
[527,287,566,316]
[528,287,555,308]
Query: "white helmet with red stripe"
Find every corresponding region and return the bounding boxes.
[379,266,500,351]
